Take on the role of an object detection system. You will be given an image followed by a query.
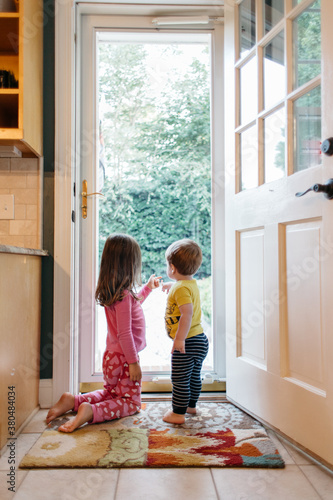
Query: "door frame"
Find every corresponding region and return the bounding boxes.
[53,1,225,403]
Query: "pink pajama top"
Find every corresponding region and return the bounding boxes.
[104,285,151,365]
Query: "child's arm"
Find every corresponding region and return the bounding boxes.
[138,274,161,303]
[172,302,193,354]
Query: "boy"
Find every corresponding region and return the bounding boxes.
[162,239,209,424]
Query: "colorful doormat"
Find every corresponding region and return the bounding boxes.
[20,402,284,468]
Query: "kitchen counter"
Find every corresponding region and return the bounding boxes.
[0,245,48,257]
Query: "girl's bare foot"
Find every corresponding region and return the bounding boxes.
[162,410,185,424]
[186,407,197,414]
[58,402,93,433]
[46,392,75,424]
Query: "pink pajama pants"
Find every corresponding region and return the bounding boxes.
[74,350,141,424]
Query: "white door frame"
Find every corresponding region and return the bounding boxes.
[53,1,225,403]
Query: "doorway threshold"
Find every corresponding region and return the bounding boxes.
[142,392,227,402]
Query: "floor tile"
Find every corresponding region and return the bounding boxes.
[212,465,321,500]
[21,409,49,433]
[300,465,333,500]
[0,434,40,471]
[13,469,119,500]
[0,470,27,500]
[116,468,218,500]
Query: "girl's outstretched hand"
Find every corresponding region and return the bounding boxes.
[147,274,162,290]
[129,362,142,382]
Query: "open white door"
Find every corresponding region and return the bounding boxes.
[225,0,333,467]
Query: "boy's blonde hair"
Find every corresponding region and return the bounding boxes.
[165,239,202,276]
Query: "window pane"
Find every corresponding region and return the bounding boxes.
[240,57,257,125]
[97,34,213,374]
[264,0,284,34]
[264,108,285,183]
[294,86,321,173]
[293,0,321,89]
[264,30,285,110]
[240,125,258,191]
[239,0,256,59]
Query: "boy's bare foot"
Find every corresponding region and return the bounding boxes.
[58,402,93,433]
[186,407,197,414]
[162,410,185,424]
[46,392,75,424]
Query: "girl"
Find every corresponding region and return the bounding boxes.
[46,233,161,432]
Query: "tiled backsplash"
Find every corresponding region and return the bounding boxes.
[0,157,42,249]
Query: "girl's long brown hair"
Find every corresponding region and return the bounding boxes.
[95,234,142,306]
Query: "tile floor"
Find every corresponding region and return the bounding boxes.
[1,408,333,500]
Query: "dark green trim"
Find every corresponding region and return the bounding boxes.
[40,0,55,379]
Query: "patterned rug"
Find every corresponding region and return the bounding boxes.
[20,402,284,468]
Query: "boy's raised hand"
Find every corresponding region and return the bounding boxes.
[161,281,173,294]
[147,274,162,290]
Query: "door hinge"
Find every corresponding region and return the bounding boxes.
[72,210,76,223]
[73,182,76,197]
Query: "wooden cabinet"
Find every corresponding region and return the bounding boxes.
[0,0,43,157]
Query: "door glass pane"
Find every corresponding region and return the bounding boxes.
[293,0,321,90]
[240,125,258,191]
[264,0,284,34]
[240,57,257,125]
[96,33,214,375]
[264,107,285,183]
[294,85,321,173]
[239,0,256,59]
[264,30,285,110]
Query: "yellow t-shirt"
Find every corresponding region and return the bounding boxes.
[165,280,203,340]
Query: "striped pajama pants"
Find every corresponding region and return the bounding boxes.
[171,332,209,415]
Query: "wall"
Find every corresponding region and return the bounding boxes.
[0,157,42,249]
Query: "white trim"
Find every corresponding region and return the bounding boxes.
[54,0,76,403]
[39,379,54,409]
[211,20,226,378]
[54,2,225,400]
[76,0,224,5]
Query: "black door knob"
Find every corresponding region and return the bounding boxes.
[295,178,333,199]
[321,138,333,156]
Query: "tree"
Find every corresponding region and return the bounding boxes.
[98,42,211,280]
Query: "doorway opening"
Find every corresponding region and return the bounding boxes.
[94,32,214,378]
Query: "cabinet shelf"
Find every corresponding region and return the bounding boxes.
[0,89,19,94]
[0,13,19,18]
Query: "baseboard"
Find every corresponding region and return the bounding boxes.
[0,406,39,458]
[39,379,53,409]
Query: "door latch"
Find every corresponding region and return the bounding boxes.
[295,178,333,200]
[81,180,105,219]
